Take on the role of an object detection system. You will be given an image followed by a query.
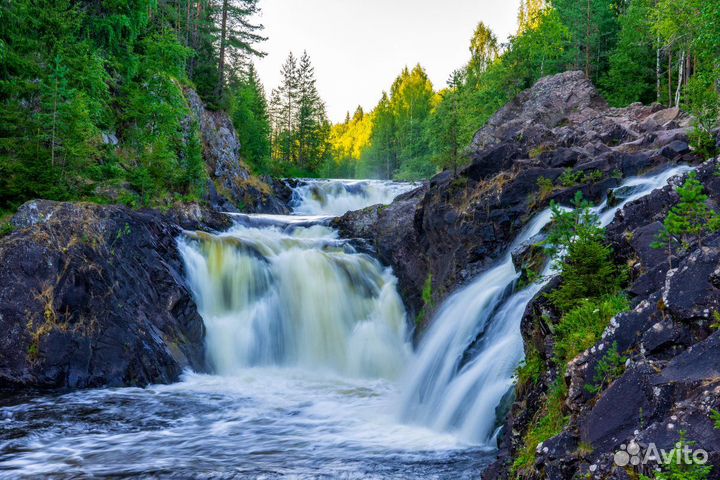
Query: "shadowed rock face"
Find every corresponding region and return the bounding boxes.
[0,200,210,390]
[184,88,289,214]
[335,71,700,322]
[488,161,720,479]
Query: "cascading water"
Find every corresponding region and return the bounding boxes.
[290,179,419,216]
[1,178,497,479]
[399,165,691,445]
[0,169,690,478]
[178,222,411,379]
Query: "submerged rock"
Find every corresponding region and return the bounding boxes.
[0,200,208,390]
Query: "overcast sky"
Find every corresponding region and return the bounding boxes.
[253,0,522,123]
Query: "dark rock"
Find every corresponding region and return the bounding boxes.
[0,200,208,390]
[184,88,289,214]
[335,72,699,325]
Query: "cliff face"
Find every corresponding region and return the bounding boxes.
[335,71,701,323]
[184,88,290,214]
[0,201,225,390]
[486,161,720,479]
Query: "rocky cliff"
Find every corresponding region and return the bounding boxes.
[0,201,227,390]
[185,88,290,214]
[335,71,701,324]
[485,160,720,479]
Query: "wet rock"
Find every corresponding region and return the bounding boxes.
[336,72,701,325]
[0,200,208,390]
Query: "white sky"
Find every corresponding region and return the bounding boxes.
[254,0,522,123]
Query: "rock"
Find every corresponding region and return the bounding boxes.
[497,160,720,479]
[336,72,701,325]
[184,88,289,214]
[0,200,208,390]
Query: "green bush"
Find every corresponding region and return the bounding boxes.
[544,193,628,313]
[640,432,712,480]
[653,172,720,260]
[585,341,627,394]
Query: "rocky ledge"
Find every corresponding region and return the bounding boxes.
[335,71,702,324]
[0,200,222,390]
[486,160,720,479]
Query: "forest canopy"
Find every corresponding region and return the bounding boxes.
[0,0,718,209]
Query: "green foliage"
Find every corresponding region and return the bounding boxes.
[516,346,544,387]
[0,222,13,237]
[585,341,627,394]
[537,176,555,201]
[640,432,712,480]
[269,51,332,177]
[653,172,720,255]
[711,409,720,430]
[421,273,434,306]
[544,192,628,312]
[553,295,630,367]
[558,168,586,187]
[512,375,569,474]
[0,0,265,211]
[230,65,272,174]
[416,273,435,326]
[684,74,720,159]
[601,0,657,106]
[553,0,620,82]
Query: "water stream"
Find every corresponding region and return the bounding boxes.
[0,168,688,478]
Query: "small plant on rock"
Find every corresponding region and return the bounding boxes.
[652,172,720,265]
[640,432,712,480]
[585,341,627,394]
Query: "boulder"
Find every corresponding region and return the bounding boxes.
[0,200,208,390]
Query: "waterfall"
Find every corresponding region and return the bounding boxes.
[180,184,415,379]
[290,179,419,216]
[399,165,691,445]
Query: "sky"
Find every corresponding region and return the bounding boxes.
[253,0,522,123]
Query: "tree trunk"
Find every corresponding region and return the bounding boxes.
[217,0,229,97]
[668,50,672,107]
[585,0,591,78]
[656,42,661,103]
[675,51,685,108]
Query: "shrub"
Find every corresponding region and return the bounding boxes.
[585,341,627,394]
[544,192,628,312]
[653,172,720,260]
[537,176,555,201]
[640,432,712,480]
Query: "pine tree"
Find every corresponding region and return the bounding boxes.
[215,0,266,99]
[601,0,657,106]
[296,51,323,170]
[553,0,621,82]
[653,172,720,256]
[270,52,299,165]
[230,64,272,173]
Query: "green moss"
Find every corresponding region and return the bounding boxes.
[512,375,570,475]
[516,346,544,388]
[553,295,629,367]
[416,273,435,327]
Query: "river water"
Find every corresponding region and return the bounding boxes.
[0,179,492,479]
[0,172,687,479]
